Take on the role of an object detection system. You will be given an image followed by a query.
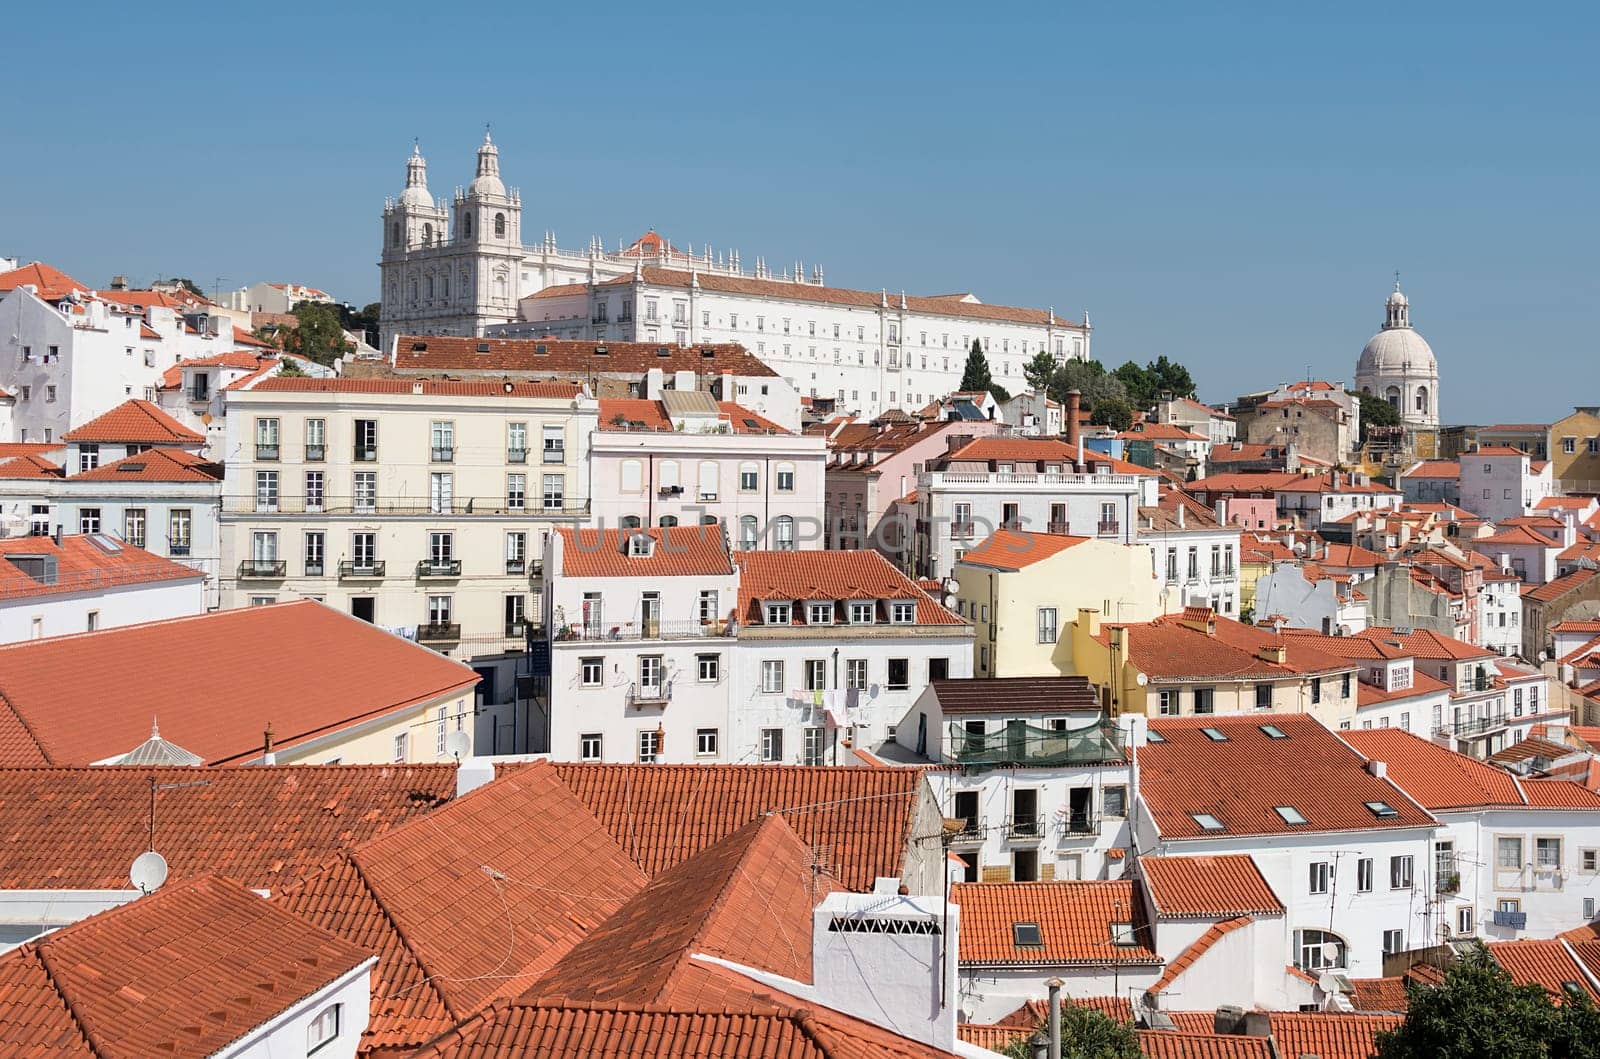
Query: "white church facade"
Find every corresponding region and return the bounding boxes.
[379,135,1091,419]
[1355,278,1441,436]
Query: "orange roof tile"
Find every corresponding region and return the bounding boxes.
[0,875,370,1059]
[0,261,87,301]
[960,1022,1033,1051]
[232,325,275,348]
[1489,940,1600,999]
[959,529,1090,571]
[1137,1030,1273,1058]
[245,376,585,398]
[1342,728,1526,810]
[545,762,924,892]
[951,880,1160,967]
[1527,567,1599,603]
[944,436,1148,476]
[927,675,1102,717]
[1102,612,1357,681]
[1139,715,1437,840]
[0,600,478,766]
[1402,460,1461,479]
[394,334,780,378]
[735,549,965,626]
[0,534,201,601]
[60,398,205,445]
[68,446,222,482]
[1139,855,1283,918]
[0,453,63,479]
[1265,1012,1401,1059]
[556,525,733,579]
[1146,916,1251,998]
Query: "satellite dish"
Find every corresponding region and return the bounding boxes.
[1320,941,1340,962]
[1135,672,1149,686]
[130,850,169,894]
[943,594,958,608]
[444,730,471,760]
[944,578,961,594]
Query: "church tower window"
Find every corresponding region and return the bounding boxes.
[423,222,433,246]
[463,214,473,239]
[494,212,506,237]
[391,222,400,247]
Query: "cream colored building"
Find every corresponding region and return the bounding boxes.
[952,530,1160,678]
[219,377,597,737]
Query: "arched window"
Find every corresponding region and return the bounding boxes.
[440,274,449,299]
[408,277,418,306]
[774,515,795,551]
[494,212,506,237]
[621,459,643,494]
[425,274,434,299]
[739,515,758,550]
[620,515,642,530]
[701,514,719,526]
[494,269,508,302]
[1385,386,1401,410]
[463,213,473,239]
[658,514,679,528]
[658,460,680,492]
[422,222,433,245]
[1415,386,1429,414]
[1294,929,1346,971]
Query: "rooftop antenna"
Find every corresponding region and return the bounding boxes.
[135,774,211,893]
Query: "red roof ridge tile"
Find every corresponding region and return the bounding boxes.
[1146,916,1252,998]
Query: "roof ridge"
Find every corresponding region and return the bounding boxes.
[346,849,464,1020]
[0,690,53,764]
[0,597,317,654]
[28,940,109,1058]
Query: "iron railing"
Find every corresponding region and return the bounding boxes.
[949,720,1127,769]
[237,559,287,578]
[628,680,673,707]
[417,623,461,643]
[554,619,733,643]
[416,559,462,578]
[338,560,386,578]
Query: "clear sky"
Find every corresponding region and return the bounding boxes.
[2,2,1593,422]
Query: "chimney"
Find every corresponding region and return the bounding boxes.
[110,274,128,290]
[1256,644,1288,665]
[1176,504,1186,529]
[1367,759,1387,780]
[645,366,665,399]
[810,891,957,1051]
[945,432,973,455]
[1065,389,1082,448]
[262,724,276,766]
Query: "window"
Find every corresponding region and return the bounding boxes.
[696,728,718,756]
[506,473,526,512]
[1383,929,1405,955]
[803,726,825,766]
[1192,813,1225,831]
[427,594,452,625]
[1166,548,1178,582]
[354,419,378,460]
[1255,683,1273,710]
[804,659,827,691]
[1564,437,1577,455]
[1358,858,1374,892]
[78,508,101,534]
[305,418,325,459]
[761,728,784,761]
[542,474,565,509]
[168,508,192,555]
[307,1003,341,1053]
[351,532,377,571]
[739,464,759,491]
[122,508,146,548]
[1295,928,1346,971]
[1103,785,1128,817]
[304,470,324,513]
[696,653,720,682]
[579,733,602,760]
[1037,607,1059,644]
[581,658,603,687]
[1309,861,1331,894]
[1456,906,1474,936]
[761,660,785,694]
[354,472,376,513]
[1390,855,1414,889]
[78,444,100,472]
[887,658,909,690]
[1193,687,1214,714]
[393,732,408,763]
[304,532,325,576]
[638,729,661,763]
[542,425,565,463]
[846,658,868,689]
[776,463,795,491]
[255,470,279,512]
[1277,806,1309,826]
[1311,677,1322,704]
[255,417,280,459]
[1587,898,1597,921]
[428,531,454,569]
[807,602,834,625]
[738,515,759,550]
[1537,837,1562,868]
[1157,690,1176,715]
[1582,849,1598,873]
[765,602,792,625]
[774,515,795,551]
[890,601,915,624]
[429,472,453,514]
[848,601,874,624]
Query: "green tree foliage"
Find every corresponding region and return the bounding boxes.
[960,339,994,393]
[1024,350,1058,392]
[1112,356,1198,408]
[1375,946,1600,1059]
[1089,397,1134,432]
[1350,389,1402,446]
[169,278,207,299]
[1046,359,1129,414]
[275,358,308,378]
[1002,1005,1141,1059]
[283,302,354,366]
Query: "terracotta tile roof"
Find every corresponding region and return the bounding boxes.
[1146,916,1251,998]
[232,325,275,348]
[1138,715,1436,840]
[1139,855,1283,918]
[1319,542,1387,567]
[1527,568,1599,603]
[734,549,964,626]
[1355,670,1452,707]
[1477,525,1562,547]
[0,762,456,890]
[0,534,200,601]
[959,529,1090,571]
[1489,940,1600,999]
[541,762,922,891]
[556,525,733,579]
[1346,975,1413,1012]
[60,398,205,445]
[93,287,210,311]
[1101,612,1357,681]
[0,875,370,1059]
[245,376,585,398]
[173,349,274,370]
[1401,459,1462,480]
[394,334,780,378]
[1349,625,1493,661]
[276,761,649,1052]
[68,446,222,482]
[943,437,1148,476]
[1342,728,1527,810]
[596,266,1083,330]
[1272,473,1399,496]
[0,262,87,301]
[1520,777,1600,808]
[960,1022,1032,1051]
[0,442,60,459]
[1137,1030,1273,1058]
[1539,496,1598,511]
[1240,539,1297,563]
[1487,735,1581,766]
[950,880,1159,967]
[1265,1012,1401,1059]
[0,600,478,766]
[597,397,791,434]
[0,453,63,479]
[1119,423,1208,442]
[926,676,1101,716]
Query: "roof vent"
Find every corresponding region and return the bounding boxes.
[118,462,147,473]
[535,343,548,355]
[476,341,491,353]
[411,340,427,351]
[656,347,671,358]
[700,347,716,358]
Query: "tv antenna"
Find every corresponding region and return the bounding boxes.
[136,774,211,893]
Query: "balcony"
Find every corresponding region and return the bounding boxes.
[628,680,673,707]
[554,619,732,643]
[544,447,566,464]
[170,543,192,557]
[305,444,325,461]
[431,446,454,463]
[353,446,378,462]
[949,720,1127,769]
[1055,812,1100,838]
[1097,520,1121,537]
[506,559,527,575]
[948,818,983,844]
[1001,519,1023,531]
[188,388,209,403]
[417,622,461,644]
[305,561,325,577]
[1047,520,1071,535]
[1006,815,1044,840]
[507,448,528,464]
[659,485,685,498]
[255,444,279,461]
[505,620,527,639]
[950,521,975,538]
[1436,870,1461,895]
[1439,715,1511,739]
[237,559,287,579]
[416,559,462,578]
[338,560,386,579]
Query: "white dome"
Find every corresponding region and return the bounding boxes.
[1358,326,1436,376]
[469,173,505,196]
[1386,289,1408,308]
[399,184,434,208]
[468,132,505,197]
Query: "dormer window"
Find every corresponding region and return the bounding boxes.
[890,601,916,624]
[765,602,792,625]
[625,533,653,557]
[807,602,834,625]
[849,601,875,624]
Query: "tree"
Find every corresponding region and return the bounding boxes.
[1112,356,1197,408]
[1373,947,1562,1059]
[283,302,355,366]
[1046,359,1129,414]
[275,357,308,378]
[1350,389,1402,446]
[1002,1005,1141,1059]
[1024,350,1058,392]
[1090,397,1134,432]
[960,339,993,394]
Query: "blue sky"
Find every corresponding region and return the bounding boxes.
[2,2,1593,422]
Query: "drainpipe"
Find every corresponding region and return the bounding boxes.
[1047,977,1063,1057]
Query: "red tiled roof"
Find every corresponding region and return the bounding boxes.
[959,529,1090,571]
[734,549,964,626]
[951,880,1160,967]
[927,676,1102,717]
[1520,777,1600,808]
[556,525,733,579]
[960,1022,1032,1051]
[546,762,923,891]
[1101,612,1357,681]
[0,763,456,890]
[1139,855,1283,918]
[60,398,205,445]
[412,1003,830,1059]
[0,442,60,459]
[0,261,87,301]
[1348,625,1493,661]
[0,453,63,479]
[1146,916,1251,998]
[0,534,200,601]
[68,446,222,482]
[0,600,478,766]
[1489,940,1600,999]
[1343,729,1527,809]
[1139,715,1437,840]
[245,376,585,398]
[394,335,780,378]
[94,287,210,311]
[1476,525,1561,548]
[1266,1012,1401,1059]
[1402,460,1461,480]
[944,436,1148,476]
[0,875,370,1059]
[1137,1030,1272,1058]
[1526,568,1598,604]
[173,349,274,370]
[232,325,275,348]
[1119,423,1208,442]
[597,397,790,434]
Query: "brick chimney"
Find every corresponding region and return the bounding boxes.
[1065,389,1082,448]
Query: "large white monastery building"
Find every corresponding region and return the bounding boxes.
[380,135,1091,419]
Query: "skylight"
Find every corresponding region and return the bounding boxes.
[1012,922,1043,947]
[1365,801,1399,818]
[1191,813,1225,831]
[1274,806,1308,825]
[1201,727,1228,742]
[1146,730,1166,744]
[1259,724,1288,739]
[1110,921,1137,947]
